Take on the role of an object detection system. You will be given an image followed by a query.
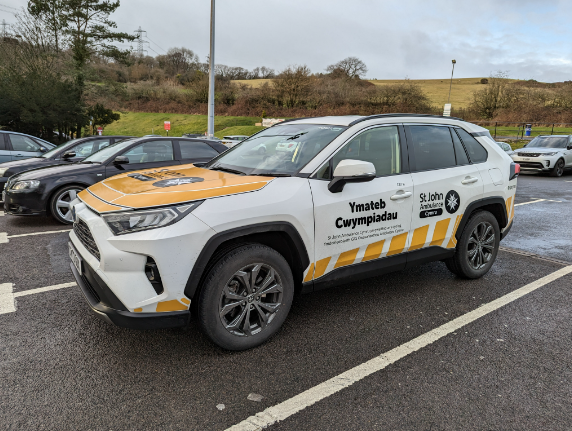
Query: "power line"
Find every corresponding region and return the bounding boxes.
[0,7,17,15]
[145,35,166,53]
[0,3,19,10]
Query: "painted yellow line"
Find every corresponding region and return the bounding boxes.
[226,265,572,431]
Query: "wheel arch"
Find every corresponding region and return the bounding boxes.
[455,197,508,241]
[184,222,310,306]
[45,182,90,214]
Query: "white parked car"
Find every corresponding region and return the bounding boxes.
[68,114,519,350]
[220,135,250,148]
[496,141,514,156]
[511,135,572,177]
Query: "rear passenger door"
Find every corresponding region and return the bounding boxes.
[0,134,11,163]
[176,140,220,164]
[6,134,44,160]
[406,125,483,253]
[105,140,180,178]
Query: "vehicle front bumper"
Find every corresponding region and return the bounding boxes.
[70,261,190,329]
[511,155,556,172]
[0,177,6,194]
[2,189,45,215]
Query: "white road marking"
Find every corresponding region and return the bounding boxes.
[0,229,71,243]
[0,283,16,314]
[0,210,4,216]
[514,199,545,206]
[226,265,572,431]
[0,282,76,315]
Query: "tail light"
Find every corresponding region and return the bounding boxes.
[509,162,520,180]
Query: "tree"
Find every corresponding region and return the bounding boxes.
[471,71,514,119]
[326,56,368,79]
[159,47,199,76]
[273,65,313,108]
[27,0,68,52]
[86,103,120,132]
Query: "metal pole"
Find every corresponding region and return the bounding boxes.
[447,60,456,105]
[207,0,216,138]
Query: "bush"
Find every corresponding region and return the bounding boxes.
[480,78,489,84]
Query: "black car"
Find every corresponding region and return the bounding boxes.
[0,135,132,193]
[2,136,227,224]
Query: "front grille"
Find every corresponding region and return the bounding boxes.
[518,162,545,169]
[517,152,542,158]
[82,274,101,303]
[74,219,101,260]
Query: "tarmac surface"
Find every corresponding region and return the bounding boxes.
[0,170,571,430]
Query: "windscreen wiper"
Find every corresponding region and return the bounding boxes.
[286,132,307,141]
[251,172,291,177]
[209,166,246,175]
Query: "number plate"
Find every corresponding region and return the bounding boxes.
[521,158,531,161]
[68,242,82,275]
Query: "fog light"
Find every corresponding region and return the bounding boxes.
[546,160,550,167]
[145,257,164,295]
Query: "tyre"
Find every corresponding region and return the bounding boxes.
[445,211,500,279]
[549,159,565,177]
[197,244,294,350]
[49,185,84,224]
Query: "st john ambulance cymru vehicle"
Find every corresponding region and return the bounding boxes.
[511,135,572,177]
[68,115,519,350]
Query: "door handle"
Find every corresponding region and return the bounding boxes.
[461,176,478,185]
[390,191,412,200]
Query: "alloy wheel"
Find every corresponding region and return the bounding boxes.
[55,188,81,222]
[467,221,495,270]
[556,160,564,176]
[219,263,283,337]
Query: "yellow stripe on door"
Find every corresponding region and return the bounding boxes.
[408,225,429,251]
[334,248,359,269]
[446,215,463,248]
[313,257,331,279]
[506,196,513,219]
[430,218,451,247]
[362,240,385,262]
[387,232,408,256]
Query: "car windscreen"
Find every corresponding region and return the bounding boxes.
[40,139,82,158]
[205,124,347,175]
[82,138,138,163]
[525,136,568,149]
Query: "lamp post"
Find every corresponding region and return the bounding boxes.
[447,59,456,105]
[207,0,215,137]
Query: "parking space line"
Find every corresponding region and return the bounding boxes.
[0,210,4,216]
[226,265,572,431]
[514,199,545,206]
[0,229,71,244]
[0,282,76,315]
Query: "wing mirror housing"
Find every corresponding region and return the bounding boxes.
[39,147,47,153]
[113,156,129,165]
[62,151,76,159]
[328,159,376,193]
[568,145,572,150]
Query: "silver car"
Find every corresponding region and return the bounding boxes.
[220,135,250,148]
[511,135,572,177]
[0,131,55,163]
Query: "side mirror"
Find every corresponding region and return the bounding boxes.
[39,147,47,153]
[62,151,76,159]
[113,156,129,165]
[568,145,572,150]
[328,159,376,193]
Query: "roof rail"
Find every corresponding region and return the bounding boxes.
[272,117,318,126]
[348,113,464,126]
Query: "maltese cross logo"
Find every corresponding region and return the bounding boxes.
[445,190,460,214]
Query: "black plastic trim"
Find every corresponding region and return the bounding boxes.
[455,197,508,241]
[184,222,310,299]
[501,219,513,240]
[71,263,190,330]
[470,131,490,137]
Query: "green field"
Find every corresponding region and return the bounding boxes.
[103,112,264,138]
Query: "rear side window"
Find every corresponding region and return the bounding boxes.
[9,134,42,152]
[456,129,488,163]
[122,140,174,163]
[450,128,470,165]
[408,126,456,171]
[179,141,219,159]
[0,134,6,151]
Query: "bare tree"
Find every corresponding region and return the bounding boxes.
[326,56,368,79]
[273,65,313,108]
[160,47,199,76]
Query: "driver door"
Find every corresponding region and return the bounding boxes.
[308,125,413,284]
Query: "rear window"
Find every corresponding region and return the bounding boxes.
[408,125,456,171]
[456,129,488,163]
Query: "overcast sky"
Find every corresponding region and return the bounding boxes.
[2,0,572,82]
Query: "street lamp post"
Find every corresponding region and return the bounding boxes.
[207,0,215,137]
[447,59,456,105]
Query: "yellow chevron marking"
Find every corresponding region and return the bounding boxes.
[446,215,464,248]
[156,300,188,312]
[506,196,513,219]
[313,257,331,279]
[334,248,359,269]
[303,263,315,283]
[387,232,408,256]
[430,218,451,247]
[408,225,429,251]
[362,240,385,262]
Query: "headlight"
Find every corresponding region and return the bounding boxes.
[101,201,203,235]
[0,167,9,177]
[543,152,559,156]
[10,180,40,191]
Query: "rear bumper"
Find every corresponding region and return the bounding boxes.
[70,262,190,330]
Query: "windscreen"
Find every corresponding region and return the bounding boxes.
[206,124,347,175]
[40,139,81,158]
[83,138,138,163]
[526,136,568,149]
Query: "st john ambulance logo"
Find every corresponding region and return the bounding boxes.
[445,190,460,214]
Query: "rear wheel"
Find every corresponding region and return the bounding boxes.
[550,159,565,177]
[198,244,294,350]
[49,185,84,224]
[445,211,500,279]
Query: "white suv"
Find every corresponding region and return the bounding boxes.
[68,115,519,350]
[511,135,572,177]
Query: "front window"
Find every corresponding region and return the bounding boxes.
[206,124,347,175]
[40,139,81,158]
[82,138,138,163]
[525,136,568,149]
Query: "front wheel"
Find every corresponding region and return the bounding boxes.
[49,185,84,224]
[550,159,565,177]
[445,211,500,279]
[197,244,294,350]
